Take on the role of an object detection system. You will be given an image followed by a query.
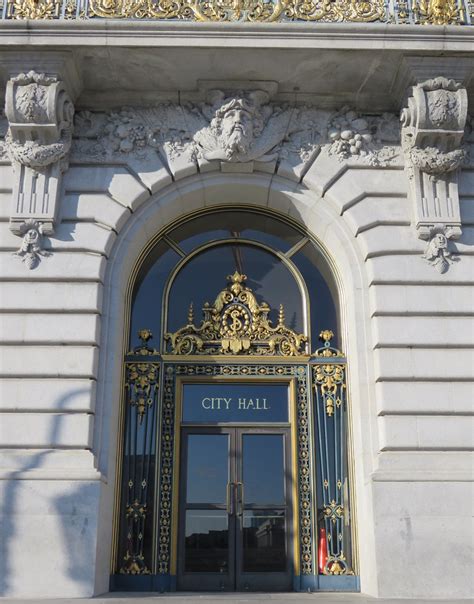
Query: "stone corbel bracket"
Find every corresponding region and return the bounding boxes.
[401,77,468,270]
[5,70,75,242]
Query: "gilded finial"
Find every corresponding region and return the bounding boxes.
[187,302,194,325]
[227,271,247,296]
[138,329,153,343]
[278,304,285,326]
[319,330,334,346]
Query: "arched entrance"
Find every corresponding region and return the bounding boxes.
[108,206,360,592]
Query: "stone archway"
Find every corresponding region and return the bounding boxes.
[91,171,378,595]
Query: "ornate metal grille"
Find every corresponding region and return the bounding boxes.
[312,330,353,575]
[117,332,160,575]
[114,275,354,583]
[1,0,473,24]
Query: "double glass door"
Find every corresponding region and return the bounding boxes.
[177,427,293,591]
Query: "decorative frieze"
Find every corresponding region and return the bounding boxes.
[4,70,75,250]
[72,92,400,176]
[401,77,468,271]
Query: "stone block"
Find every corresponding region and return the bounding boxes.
[374,450,474,481]
[65,166,150,210]
[0,282,103,313]
[0,313,100,345]
[367,254,474,285]
[0,479,100,597]
[62,193,131,232]
[372,481,473,598]
[324,167,407,214]
[379,415,474,450]
[369,284,474,316]
[0,192,12,220]
[302,152,348,197]
[127,154,172,194]
[203,173,272,207]
[357,225,425,259]
[374,348,474,381]
[0,163,14,186]
[0,378,96,412]
[372,316,474,348]
[375,381,474,415]
[0,222,115,256]
[343,195,409,236]
[0,346,99,378]
[0,412,94,448]
[0,252,106,282]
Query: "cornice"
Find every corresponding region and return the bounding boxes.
[0,21,473,50]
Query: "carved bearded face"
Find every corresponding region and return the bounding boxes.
[218,103,254,158]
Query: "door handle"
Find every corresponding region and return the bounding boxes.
[226,482,233,515]
[235,481,244,516]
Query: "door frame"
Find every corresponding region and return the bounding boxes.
[176,425,294,591]
[169,372,302,588]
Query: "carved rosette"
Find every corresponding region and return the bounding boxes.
[164,271,307,356]
[401,77,468,271]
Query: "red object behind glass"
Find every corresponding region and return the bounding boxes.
[318,526,328,574]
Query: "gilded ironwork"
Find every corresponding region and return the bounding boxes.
[157,362,314,575]
[118,331,160,575]
[164,272,307,356]
[323,500,345,524]
[412,0,461,23]
[2,0,472,23]
[312,330,353,576]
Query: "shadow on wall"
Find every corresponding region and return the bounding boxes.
[0,387,97,597]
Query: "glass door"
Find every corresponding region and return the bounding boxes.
[177,427,293,591]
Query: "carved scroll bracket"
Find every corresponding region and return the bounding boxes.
[0,54,82,270]
[401,77,468,271]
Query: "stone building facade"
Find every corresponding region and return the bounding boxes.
[0,10,473,601]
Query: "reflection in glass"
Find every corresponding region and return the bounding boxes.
[186,434,229,504]
[130,242,180,350]
[167,244,304,335]
[243,435,285,505]
[185,510,229,573]
[291,242,339,348]
[168,210,302,254]
[243,510,286,572]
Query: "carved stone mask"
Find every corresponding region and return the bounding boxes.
[25,228,39,245]
[433,233,448,249]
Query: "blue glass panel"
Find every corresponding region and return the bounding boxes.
[182,383,288,423]
[243,435,285,504]
[186,434,229,504]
